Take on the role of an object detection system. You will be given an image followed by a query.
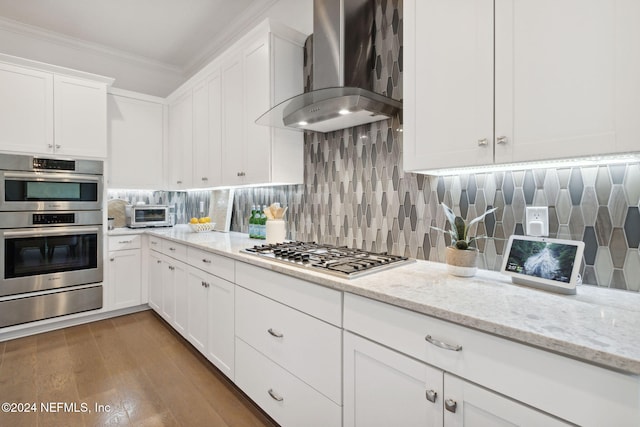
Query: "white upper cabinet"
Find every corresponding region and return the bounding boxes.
[192,71,222,188]
[168,91,193,190]
[53,75,107,158]
[107,91,165,189]
[404,0,640,172]
[0,62,54,154]
[169,19,306,189]
[0,56,111,158]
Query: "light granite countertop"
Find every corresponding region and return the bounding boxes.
[111,226,640,375]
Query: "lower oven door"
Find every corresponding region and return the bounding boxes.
[0,225,103,297]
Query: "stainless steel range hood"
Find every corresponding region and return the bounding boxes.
[256,0,402,133]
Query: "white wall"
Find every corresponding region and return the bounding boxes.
[265,0,313,36]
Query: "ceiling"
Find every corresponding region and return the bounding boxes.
[0,0,292,96]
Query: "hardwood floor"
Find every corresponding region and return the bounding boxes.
[0,310,278,427]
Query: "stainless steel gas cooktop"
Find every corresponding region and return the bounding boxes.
[243,241,414,279]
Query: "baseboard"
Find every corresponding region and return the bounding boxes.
[0,304,150,342]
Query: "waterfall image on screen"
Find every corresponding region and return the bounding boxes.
[505,240,578,283]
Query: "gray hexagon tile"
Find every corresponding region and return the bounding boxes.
[201,0,640,292]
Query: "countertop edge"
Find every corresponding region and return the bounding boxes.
[122,228,640,376]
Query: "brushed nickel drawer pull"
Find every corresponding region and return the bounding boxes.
[445,399,457,413]
[268,388,283,402]
[169,247,176,251]
[426,389,437,403]
[202,258,212,264]
[267,328,284,338]
[425,335,462,352]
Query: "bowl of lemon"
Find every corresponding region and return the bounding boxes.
[188,216,215,232]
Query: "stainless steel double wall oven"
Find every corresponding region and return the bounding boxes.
[0,154,104,328]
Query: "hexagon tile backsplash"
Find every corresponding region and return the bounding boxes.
[231,118,640,291]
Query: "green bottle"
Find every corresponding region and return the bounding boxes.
[249,205,256,238]
[259,205,267,240]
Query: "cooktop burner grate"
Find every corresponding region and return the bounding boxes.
[243,241,414,278]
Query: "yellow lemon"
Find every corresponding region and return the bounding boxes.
[204,217,211,223]
[190,217,198,224]
[198,217,206,223]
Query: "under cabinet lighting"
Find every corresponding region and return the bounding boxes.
[298,121,308,126]
[338,109,351,115]
[416,153,640,176]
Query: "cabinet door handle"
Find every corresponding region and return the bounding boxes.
[201,177,208,181]
[48,144,53,149]
[445,399,457,413]
[156,260,162,264]
[496,136,508,144]
[477,138,488,146]
[109,257,115,262]
[169,247,176,251]
[268,388,284,402]
[201,281,209,288]
[425,335,462,352]
[202,258,212,264]
[425,389,437,403]
[55,144,61,150]
[168,266,175,271]
[177,180,182,185]
[267,328,284,338]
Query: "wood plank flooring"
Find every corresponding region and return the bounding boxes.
[0,310,278,427]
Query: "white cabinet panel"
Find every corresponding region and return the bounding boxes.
[235,338,341,427]
[108,93,164,189]
[205,272,234,379]
[236,286,342,403]
[220,54,245,186]
[187,267,208,353]
[344,332,442,427]
[167,91,193,190]
[192,72,222,188]
[148,251,163,312]
[108,249,142,310]
[54,75,107,158]
[0,63,53,154]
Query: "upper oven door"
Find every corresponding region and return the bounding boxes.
[0,225,103,297]
[0,171,103,211]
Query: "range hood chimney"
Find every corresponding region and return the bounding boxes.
[256,0,402,133]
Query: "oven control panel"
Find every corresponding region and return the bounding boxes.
[32,158,76,171]
[32,213,76,225]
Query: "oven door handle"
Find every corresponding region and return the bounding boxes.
[3,226,101,237]
[3,171,102,183]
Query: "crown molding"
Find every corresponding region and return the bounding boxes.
[183,0,280,77]
[0,16,183,74]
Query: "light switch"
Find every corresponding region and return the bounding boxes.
[526,207,549,237]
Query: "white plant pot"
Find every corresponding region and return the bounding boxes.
[445,246,479,277]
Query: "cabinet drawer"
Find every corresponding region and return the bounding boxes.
[148,235,162,252]
[187,246,234,282]
[236,286,341,404]
[235,338,341,427]
[161,240,187,263]
[344,293,640,427]
[235,262,342,327]
[108,235,141,251]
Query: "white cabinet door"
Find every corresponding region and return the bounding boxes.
[108,249,142,310]
[243,35,271,184]
[161,260,175,323]
[344,332,443,427]
[168,91,193,190]
[404,0,494,172]
[108,93,164,189]
[443,374,569,427]
[192,71,222,188]
[206,273,234,379]
[186,267,209,353]
[0,63,54,154]
[494,0,618,164]
[221,55,245,186]
[148,251,163,313]
[172,262,188,336]
[54,75,107,158]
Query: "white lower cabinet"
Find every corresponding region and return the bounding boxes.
[148,250,163,312]
[344,293,640,427]
[107,235,142,310]
[186,265,235,379]
[344,331,568,427]
[235,338,342,427]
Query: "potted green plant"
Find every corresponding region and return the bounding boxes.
[431,203,498,277]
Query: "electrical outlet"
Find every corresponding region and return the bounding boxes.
[526,207,549,237]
